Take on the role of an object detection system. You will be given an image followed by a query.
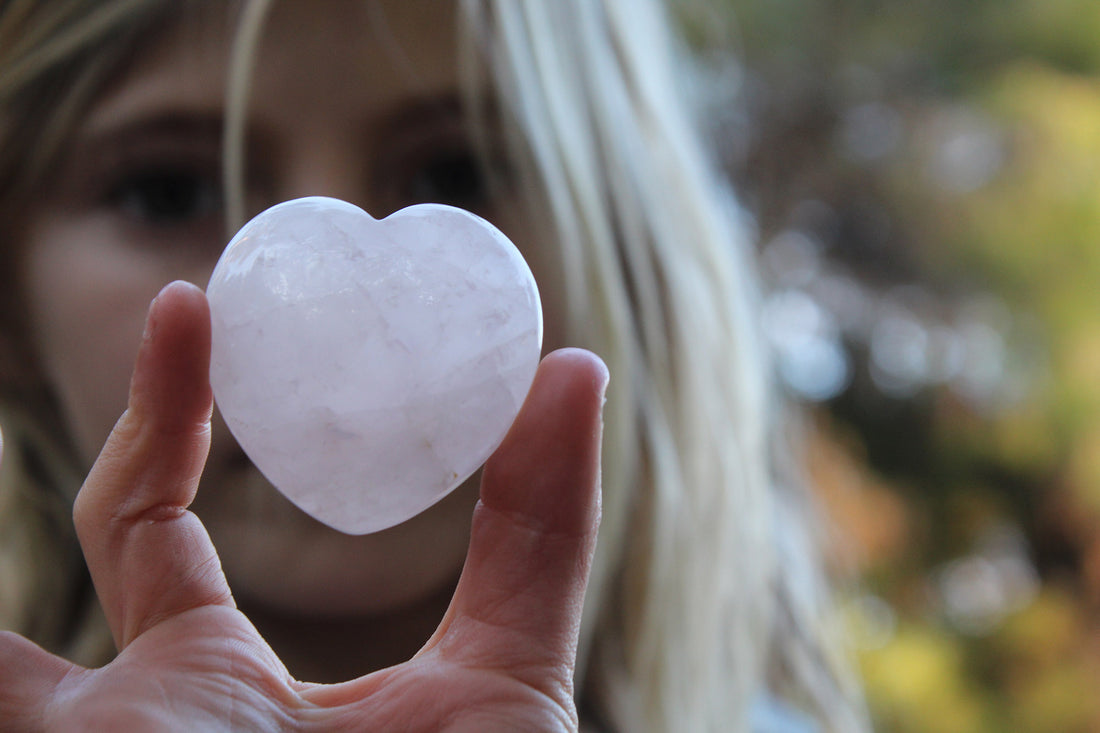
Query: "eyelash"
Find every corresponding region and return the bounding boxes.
[394,147,492,214]
[93,133,499,233]
[105,163,223,229]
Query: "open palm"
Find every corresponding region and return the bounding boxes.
[0,282,607,732]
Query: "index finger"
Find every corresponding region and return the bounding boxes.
[73,281,233,650]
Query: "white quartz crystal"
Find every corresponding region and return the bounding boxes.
[206,197,543,534]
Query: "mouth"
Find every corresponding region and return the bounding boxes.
[195,446,287,522]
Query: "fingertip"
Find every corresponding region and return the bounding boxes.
[142,280,209,343]
[538,347,610,401]
[479,347,607,536]
[129,281,212,426]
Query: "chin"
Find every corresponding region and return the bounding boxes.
[194,461,479,617]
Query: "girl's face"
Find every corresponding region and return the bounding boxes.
[19,1,562,618]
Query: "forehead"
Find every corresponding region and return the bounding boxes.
[84,0,460,139]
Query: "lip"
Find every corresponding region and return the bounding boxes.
[198,444,384,537]
[194,446,292,524]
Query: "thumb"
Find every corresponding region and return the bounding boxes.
[422,348,607,711]
[0,630,81,728]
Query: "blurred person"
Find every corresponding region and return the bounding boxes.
[0,1,867,730]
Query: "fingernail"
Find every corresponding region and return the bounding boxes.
[142,294,161,343]
[596,360,610,402]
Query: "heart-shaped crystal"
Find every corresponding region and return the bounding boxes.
[206,197,542,534]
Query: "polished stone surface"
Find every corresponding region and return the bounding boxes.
[207,197,542,534]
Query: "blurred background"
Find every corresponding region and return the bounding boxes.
[682,0,1100,730]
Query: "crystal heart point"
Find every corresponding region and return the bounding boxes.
[206,197,543,534]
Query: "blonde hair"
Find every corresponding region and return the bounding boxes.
[0,1,867,730]
[456,3,867,730]
[0,0,173,669]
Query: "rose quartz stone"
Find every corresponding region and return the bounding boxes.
[206,197,542,534]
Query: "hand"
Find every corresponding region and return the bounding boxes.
[0,281,607,732]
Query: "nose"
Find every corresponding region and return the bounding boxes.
[271,138,378,216]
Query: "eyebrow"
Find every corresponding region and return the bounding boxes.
[57,110,225,181]
[76,111,225,150]
[371,92,500,156]
[78,91,467,149]
[380,93,465,130]
[39,110,224,194]
[60,91,478,194]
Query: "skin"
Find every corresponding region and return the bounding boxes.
[0,281,607,730]
[18,0,569,681]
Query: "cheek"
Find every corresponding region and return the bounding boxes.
[489,208,568,355]
[23,216,182,464]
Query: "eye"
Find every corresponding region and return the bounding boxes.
[400,149,491,213]
[107,166,221,228]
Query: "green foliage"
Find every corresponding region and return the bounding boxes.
[714,0,1100,729]
[860,624,990,733]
